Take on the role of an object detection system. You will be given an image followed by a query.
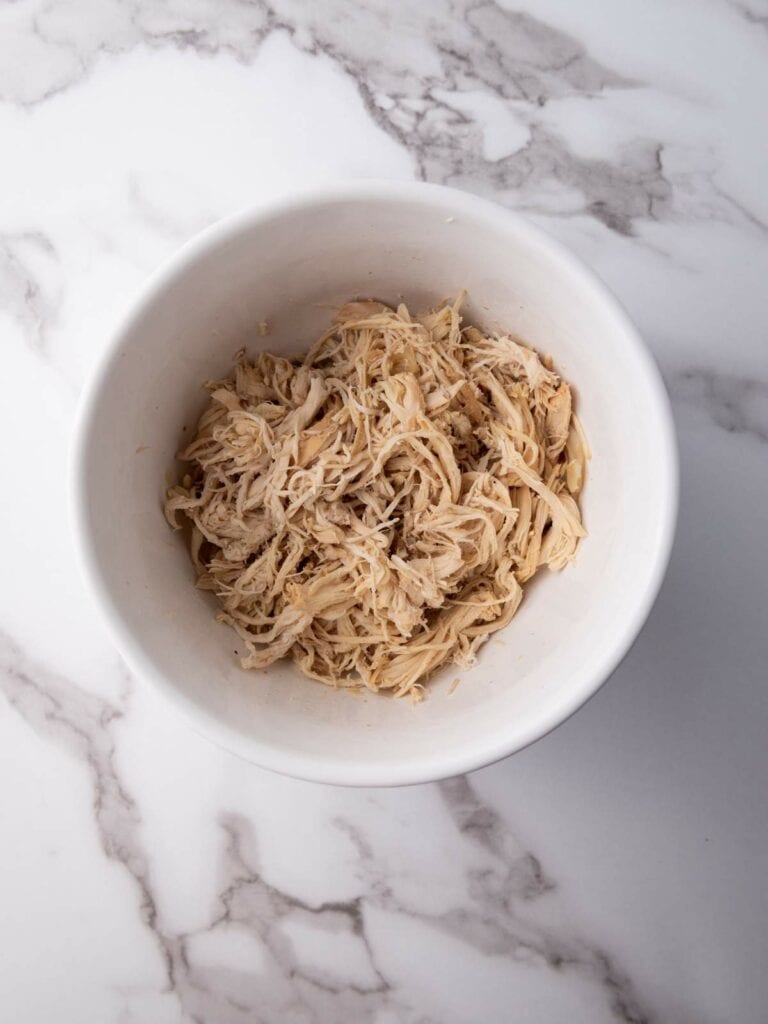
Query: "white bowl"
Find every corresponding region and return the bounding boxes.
[71,181,677,786]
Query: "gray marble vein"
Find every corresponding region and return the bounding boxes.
[0,629,656,1024]
[729,0,768,31]
[0,631,183,999]
[4,0,764,242]
[127,176,217,245]
[0,231,61,351]
[670,369,768,444]
[0,0,685,237]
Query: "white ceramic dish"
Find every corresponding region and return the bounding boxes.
[71,181,677,787]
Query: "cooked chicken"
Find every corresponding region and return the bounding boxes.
[164,294,588,699]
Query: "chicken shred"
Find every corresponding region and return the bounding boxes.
[164,294,588,699]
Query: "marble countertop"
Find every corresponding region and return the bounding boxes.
[2,1,767,1021]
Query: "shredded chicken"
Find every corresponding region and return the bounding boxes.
[164,294,588,699]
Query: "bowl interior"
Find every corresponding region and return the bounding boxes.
[76,185,675,785]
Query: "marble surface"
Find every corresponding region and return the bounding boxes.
[1,0,767,1020]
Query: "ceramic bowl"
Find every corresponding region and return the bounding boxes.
[72,181,677,786]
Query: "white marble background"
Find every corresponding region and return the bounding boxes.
[2,1,767,1021]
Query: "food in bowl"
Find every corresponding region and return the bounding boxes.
[164,292,588,699]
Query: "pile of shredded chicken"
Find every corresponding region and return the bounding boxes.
[164,295,588,699]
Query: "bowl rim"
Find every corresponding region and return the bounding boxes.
[70,179,679,787]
